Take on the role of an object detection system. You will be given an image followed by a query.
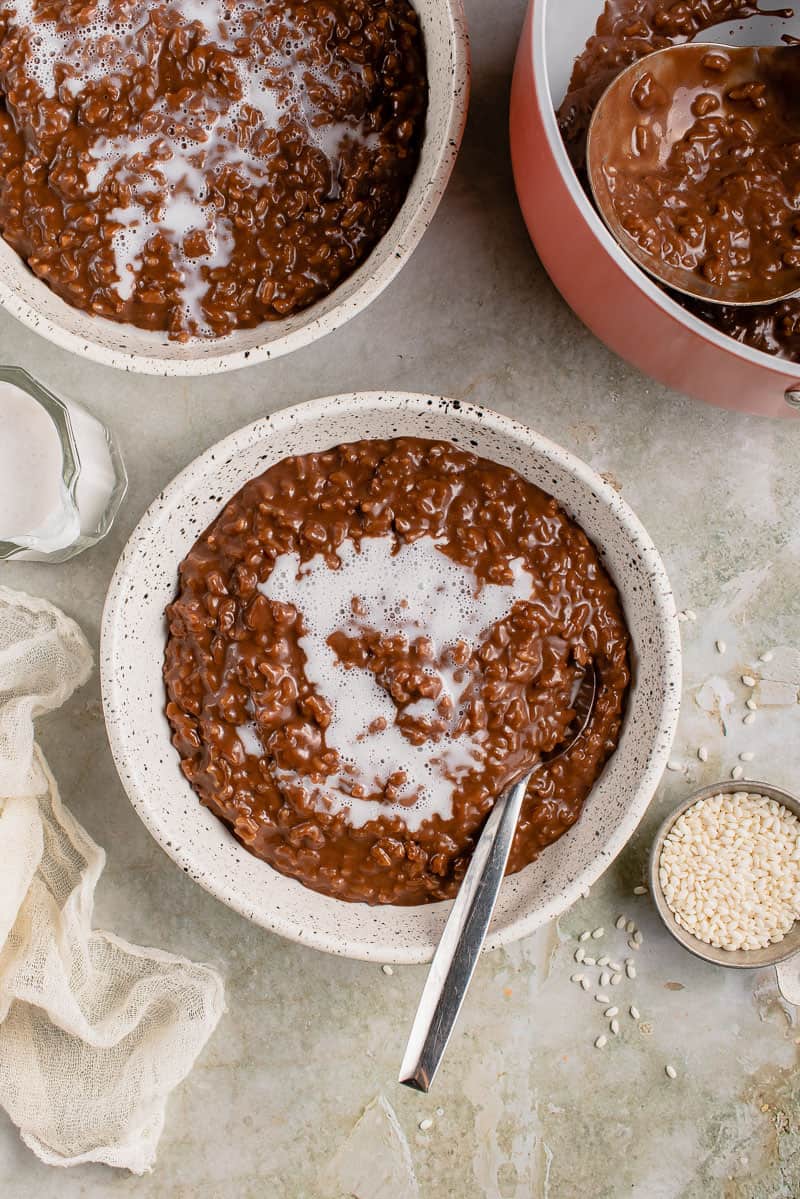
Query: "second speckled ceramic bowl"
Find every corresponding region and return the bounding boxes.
[101,392,682,963]
[0,1,469,376]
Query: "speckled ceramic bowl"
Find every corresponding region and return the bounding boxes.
[0,2,469,377]
[101,392,682,963]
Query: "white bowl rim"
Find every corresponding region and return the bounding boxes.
[0,2,470,377]
[101,391,682,962]
[530,0,800,381]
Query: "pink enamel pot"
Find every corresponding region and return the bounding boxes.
[510,0,800,420]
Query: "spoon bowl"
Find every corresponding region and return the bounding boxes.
[587,42,800,308]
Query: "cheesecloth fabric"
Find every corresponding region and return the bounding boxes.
[0,586,225,1173]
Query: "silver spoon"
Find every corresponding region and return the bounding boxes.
[398,667,597,1092]
[587,42,800,307]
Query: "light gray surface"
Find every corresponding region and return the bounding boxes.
[1,2,799,1195]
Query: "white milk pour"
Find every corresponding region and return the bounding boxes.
[252,535,536,832]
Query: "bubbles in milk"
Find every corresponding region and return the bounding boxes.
[257,536,535,832]
[2,0,380,333]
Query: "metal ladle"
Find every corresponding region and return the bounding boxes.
[587,42,800,308]
[399,667,597,1092]
[648,780,800,1005]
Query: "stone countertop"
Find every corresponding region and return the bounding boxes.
[2,2,800,1196]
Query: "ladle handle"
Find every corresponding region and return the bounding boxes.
[775,955,800,1006]
[397,769,532,1093]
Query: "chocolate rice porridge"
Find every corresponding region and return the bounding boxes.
[0,0,426,339]
[558,0,800,362]
[164,438,631,906]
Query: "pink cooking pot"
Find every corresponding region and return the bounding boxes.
[509,0,800,420]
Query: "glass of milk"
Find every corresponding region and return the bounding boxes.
[0,366,127,562]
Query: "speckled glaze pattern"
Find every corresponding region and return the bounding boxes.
[0,1,469,377]
[100,393,682,963]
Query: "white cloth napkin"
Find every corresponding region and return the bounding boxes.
[0,586,224,1173]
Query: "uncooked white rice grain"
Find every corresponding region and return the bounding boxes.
[665,1065,677,1080]
[604,1006,619,1018]
[629,1005,640,1020]
[742,675,757,687]
[579,930,591,942]
[658,792,800,951]
[760,651,774,663]
[610,973,622,986]
[615,915,627,930]
[610,1019,620,1036]
[626,964,637,979]
[698,745,709,762]
[575,947,585,963]
[633,885,647,895]
[715,640,726,654]
[595,1035,607,1049]
[592,927,605,939]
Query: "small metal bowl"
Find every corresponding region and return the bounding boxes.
[649,780,800,1004]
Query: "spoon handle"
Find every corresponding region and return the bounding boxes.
[398,770,532,1093]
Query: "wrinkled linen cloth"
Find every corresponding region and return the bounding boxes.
[0,586,224,1173]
